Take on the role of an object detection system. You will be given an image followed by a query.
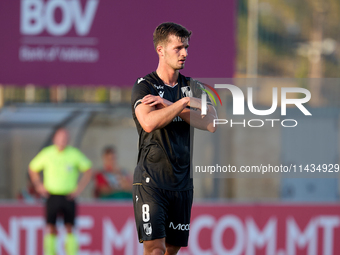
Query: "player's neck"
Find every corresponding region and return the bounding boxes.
[55,145,66,152]
[156,65,179,86]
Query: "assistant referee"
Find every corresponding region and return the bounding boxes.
[28,128,92,255]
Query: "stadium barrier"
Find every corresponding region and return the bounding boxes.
[0,202,339,255]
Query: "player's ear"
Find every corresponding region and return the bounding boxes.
[156,45,164,57]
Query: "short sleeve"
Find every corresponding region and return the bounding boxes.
[75,150,92,172]
[29,148,48,172]
[131,78,152,110]
[190,78,213,105]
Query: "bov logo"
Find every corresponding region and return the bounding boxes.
[21,0,99,36]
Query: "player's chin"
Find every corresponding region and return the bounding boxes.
[177,64,185,70]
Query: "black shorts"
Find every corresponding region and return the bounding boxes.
[133,184,193,247]
[46,195,76,225]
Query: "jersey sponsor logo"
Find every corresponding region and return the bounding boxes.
[181,86,193,97]
[169,222,190,231]
[154,84,164,90]
[158,91,164,98]
[137,78,145,84]
[143,223,152,236]
[172,116,183,122]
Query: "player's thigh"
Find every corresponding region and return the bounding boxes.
[61,196,76,226]
[165,189,193,247]
[133,185,169,243]
[46,195,60,225]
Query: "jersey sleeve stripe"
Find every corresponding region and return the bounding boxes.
[134,99,143,109]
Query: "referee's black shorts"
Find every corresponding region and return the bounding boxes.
[46,195,76,225]
[133,184,193,247]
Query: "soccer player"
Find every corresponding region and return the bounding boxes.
[131,22,217,255]
[28,128,92,255]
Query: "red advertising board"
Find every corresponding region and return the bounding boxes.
[0,0,235,86]
[0,202,339,255]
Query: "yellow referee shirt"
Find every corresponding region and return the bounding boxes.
[29,145,92,195]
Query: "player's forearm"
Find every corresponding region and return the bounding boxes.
[142,98,189,132]
[179,105,217,133]
[28,169,42,186]
[29,169,49,197]
[76,169,92,194]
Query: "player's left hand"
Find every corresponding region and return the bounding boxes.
[187,97,202,110]
[67,189,80,200]
[142,95,172,109]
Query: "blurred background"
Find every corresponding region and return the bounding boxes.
[1,0,340,254]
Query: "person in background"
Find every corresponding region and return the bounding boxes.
[94,146,132,200]
[28,128,92,255]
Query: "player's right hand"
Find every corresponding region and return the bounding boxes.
[35,183,49,198]
[142,95,172,109]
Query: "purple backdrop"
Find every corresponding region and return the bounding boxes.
[0,0,235,86]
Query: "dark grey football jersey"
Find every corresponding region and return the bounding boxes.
[131,71,211,190]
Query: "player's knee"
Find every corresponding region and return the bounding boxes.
[144,239,166,255]
[165,244,181,255]
[144,247,166,255]
[150,247,166,255]
[47,224,57,235]
[65,223,74,233]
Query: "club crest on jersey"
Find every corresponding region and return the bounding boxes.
[158,91,164,98]
[143,223,152,236]
[181,86,193,97]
